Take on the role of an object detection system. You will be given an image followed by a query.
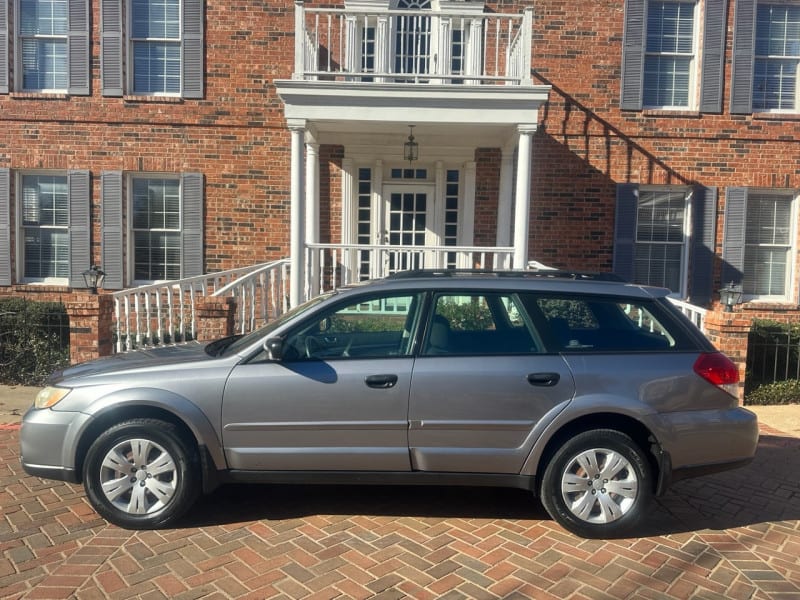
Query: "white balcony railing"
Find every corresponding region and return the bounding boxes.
[305,242,514,295]
[111,260,290,352]
[294,3,533,85]
[668,297,708,332]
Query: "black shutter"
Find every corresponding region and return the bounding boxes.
[181,173,203,278]
[101,0,124,96]
[722,188,748,284]
[182,0,204,98]
[620,0,646,110]
[730,0,756,114]
[613,184,639,282]
[689,186,717,305]
[101,171,124,289]
[68,170,92,288]
[68,0,90,95]
[0,0,8,93]
[700,0,727,113]
[0,169,10,285]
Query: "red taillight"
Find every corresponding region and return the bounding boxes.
[693,352,739,392]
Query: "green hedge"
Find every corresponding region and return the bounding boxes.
[0,298,70,386]
[745,379,800,406]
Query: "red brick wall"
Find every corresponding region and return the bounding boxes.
[2,0,799,309]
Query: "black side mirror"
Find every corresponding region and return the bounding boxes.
[265,337,284,360]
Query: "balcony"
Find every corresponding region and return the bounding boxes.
[293,2,532,86]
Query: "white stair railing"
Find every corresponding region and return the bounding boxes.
[112,259,290,353]
[668,297,708,332]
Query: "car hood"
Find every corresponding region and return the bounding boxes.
[48,342,215,384]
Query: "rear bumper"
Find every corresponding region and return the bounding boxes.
[655,407,758,491]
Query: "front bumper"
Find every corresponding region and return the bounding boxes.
[20,407,90,484]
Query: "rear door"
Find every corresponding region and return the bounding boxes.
[407,291,576,474]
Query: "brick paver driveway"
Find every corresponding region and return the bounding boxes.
[1,424,799,600]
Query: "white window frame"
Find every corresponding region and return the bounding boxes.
[15,0,69,93]
[633,186,693,297]
[753,2,800,113]
[16,171,70,285]
[127,0,183,96]
[127,173,182,284]
[642,0,699,110]
[742,190,798,302]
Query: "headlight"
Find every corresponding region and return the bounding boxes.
[33,386,71,409]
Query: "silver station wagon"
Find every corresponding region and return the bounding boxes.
[20,271,759,538]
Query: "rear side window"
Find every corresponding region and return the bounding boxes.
[524,295,690,352]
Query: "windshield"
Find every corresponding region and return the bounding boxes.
[217,292,335,357]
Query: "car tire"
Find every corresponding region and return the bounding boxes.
[82,419,200,529]
[540,429,652,538]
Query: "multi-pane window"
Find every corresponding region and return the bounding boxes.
[357,168,372,280]
[19,0,68,91]
[753,4,800,111]
[21,175,69,279]
[634,189,687,293]
[744,193,793,296]
[131,0,181,94]
[444,170,459,268]
[132,177,181,281]
[643,1,696,108]
[395,0,431,79]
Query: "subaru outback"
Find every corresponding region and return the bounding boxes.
[20,271,758,538]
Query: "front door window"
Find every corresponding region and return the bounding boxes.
[384,184,434,272]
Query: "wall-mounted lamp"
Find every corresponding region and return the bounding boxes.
[82,265,106,294]
[719,281,743,312]
[404,125,419,164]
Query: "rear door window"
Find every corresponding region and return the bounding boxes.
[422,293,541,355]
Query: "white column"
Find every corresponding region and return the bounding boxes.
[513,125,536,270]
[305,142,320,296]
[496,142,515,247]
[341,157,355,283]
[289,122,306,307]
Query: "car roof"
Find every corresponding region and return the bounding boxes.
[332,270,671,299]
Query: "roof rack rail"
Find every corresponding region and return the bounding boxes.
[385,269,625,282]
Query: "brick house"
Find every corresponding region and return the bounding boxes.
[0,0,798,386]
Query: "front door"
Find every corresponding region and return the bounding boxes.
[383,184,435,273]
[221,290,425,472]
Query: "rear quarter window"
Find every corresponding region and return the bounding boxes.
[523,294,695,353]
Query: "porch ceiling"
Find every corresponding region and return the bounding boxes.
[275,80,550,147]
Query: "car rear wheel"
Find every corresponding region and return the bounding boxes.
[83,419,200,529]
[540,429,652,538]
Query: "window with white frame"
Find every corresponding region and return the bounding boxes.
[743,192,794,296]
[20,174,69,280]
[19,0,69,91]
[130,0,181,94]
[643,1,697,108]
[753,3,800,111]
[633,189,689,293]
[131,176,181,281]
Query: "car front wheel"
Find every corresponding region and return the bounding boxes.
[540,429,653,538]
[83,419,200,529]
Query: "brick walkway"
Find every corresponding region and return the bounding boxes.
[1,425,799,600]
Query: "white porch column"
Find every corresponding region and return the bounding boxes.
[305,141,320,296]
[341,158,355,283]
[496,141,515,247]
[513,125,537,270]
[289,121,306,307]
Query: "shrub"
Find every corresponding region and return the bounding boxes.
[0,298,70,386]
[745,379,800,406]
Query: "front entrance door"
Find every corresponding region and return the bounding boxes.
[383,184,435,273]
